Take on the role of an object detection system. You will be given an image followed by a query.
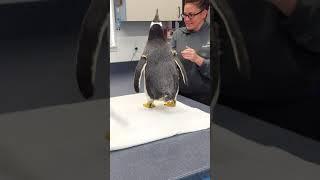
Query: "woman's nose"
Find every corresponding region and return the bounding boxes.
[184,16,191,21]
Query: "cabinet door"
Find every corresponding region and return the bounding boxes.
[125,0,182,21]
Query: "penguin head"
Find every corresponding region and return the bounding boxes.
[148,9,165,41]
[150,9,162,27]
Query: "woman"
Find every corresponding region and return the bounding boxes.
[171,0,211,105]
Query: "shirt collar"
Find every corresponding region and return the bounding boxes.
[181,21,209,34]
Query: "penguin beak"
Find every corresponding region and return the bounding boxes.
[153,8,160,22]
[150,8,162,27]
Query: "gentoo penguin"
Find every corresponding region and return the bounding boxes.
[75,0,250,111]
[133,9,188,108]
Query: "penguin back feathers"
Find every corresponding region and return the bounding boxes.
[147,24,166,41]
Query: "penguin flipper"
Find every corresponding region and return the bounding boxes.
[76,0,108,99]
[172,50,188,86]
[211,0,250,79]
[133,56,147,93]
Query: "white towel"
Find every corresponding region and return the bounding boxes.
[110,93,210,151]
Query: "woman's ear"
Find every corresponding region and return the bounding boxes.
[206,8,210,22]
[203,9,209,20]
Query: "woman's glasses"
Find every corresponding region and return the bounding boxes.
[181,9,204,19]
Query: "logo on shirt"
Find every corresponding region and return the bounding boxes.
[202,41,210,48]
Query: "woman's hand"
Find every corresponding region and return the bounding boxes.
[181,46,204,66]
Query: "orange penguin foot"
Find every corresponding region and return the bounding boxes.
[164,100,176,107]
[143,102,155,108]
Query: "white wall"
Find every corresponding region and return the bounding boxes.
[110,21,150,63]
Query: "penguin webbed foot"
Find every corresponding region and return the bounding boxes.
[164,100,176,107]
[143,101,156,108]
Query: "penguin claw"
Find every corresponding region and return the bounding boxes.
[164,100,176,107]
[143,102,156,108]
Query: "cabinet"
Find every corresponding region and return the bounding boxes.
[120,0,182,21]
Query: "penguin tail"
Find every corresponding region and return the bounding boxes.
[164,93,174,101]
